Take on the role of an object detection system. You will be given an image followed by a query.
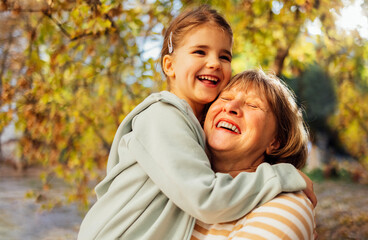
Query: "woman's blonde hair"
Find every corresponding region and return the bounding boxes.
[225,69,309,169]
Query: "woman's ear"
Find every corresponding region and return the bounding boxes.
[162,55,175,78]
[266,138,280,155]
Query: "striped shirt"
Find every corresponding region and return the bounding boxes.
[191,192,315,240]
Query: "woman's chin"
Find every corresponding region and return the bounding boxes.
[207,140,233,153]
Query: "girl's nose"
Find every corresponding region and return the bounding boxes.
[206,55,221,69]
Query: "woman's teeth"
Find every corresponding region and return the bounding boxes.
[216,121,240,134]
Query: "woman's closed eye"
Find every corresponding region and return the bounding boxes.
[246,102,258,109]
[220,96,232,101]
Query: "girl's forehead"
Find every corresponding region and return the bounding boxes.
[179,23,231,44]
[185,22,225,33]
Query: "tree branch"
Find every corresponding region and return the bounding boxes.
[42,10,71,38]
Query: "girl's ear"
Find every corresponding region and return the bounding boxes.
[162,55,175,78]
[266,138,280,155]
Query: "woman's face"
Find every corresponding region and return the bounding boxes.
[204,84,279,163]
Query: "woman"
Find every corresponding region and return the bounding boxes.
[191,69,315,240]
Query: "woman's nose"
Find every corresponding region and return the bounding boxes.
[223,100,242,116]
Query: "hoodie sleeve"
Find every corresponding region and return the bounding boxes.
[129,101,306,223]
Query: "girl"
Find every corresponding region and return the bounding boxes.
[78,5,312,240]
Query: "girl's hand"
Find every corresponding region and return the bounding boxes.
[298,170,317,208]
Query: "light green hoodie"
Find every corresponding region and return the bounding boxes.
[78,91,306,240]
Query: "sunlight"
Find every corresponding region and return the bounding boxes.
[307,18,322,36]
[335,0,368,38]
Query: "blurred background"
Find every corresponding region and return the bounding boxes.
[0,0,367,239]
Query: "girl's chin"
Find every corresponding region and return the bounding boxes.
[198,95,217,104]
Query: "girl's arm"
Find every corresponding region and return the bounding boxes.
[129,102,306,223]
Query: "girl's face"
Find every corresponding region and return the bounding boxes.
[163,24,232,117]
[204,85,279,165]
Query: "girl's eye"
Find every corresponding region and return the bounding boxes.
[220,55,232,62]
[193,50,205,55]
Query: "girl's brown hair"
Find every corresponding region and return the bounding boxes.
[225,69,310,169]
[160,5,233,87]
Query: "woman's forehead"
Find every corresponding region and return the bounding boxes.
[226,81,266,95]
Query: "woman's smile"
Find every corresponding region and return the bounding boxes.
[204,86,278,165]
[216,119,241,134]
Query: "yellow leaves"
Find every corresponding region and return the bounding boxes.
[286,38,316,76]
[331,79,368,160]
[99,2,114,14]
[54,165,65,179]
[295,0,306,6]
[1,82,15,104]
[115,88,123,101]
[70,4,89,26]
[97,82,106,96]
[127,19,144,35]
[349,127,366,156]
[252,1,266,16]
[68,1,115,39]
[0,111,13,131]
[67,152,80,169]
[25,190,37,199]
[253,17,268,28]
[86,18,112,35]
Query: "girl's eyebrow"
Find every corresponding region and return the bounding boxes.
[190,45,232,57]
[223,49,232,58]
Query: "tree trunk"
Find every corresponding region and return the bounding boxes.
[273,47,290,76]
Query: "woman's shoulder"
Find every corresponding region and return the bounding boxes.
[191,192,315,240]
[238,191,315,240]
[270,191,313,209]
[250,191,314,222]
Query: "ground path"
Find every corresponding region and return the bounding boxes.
[314,180,368,239]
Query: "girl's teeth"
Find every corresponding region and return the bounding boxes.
[199,76,218,82]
